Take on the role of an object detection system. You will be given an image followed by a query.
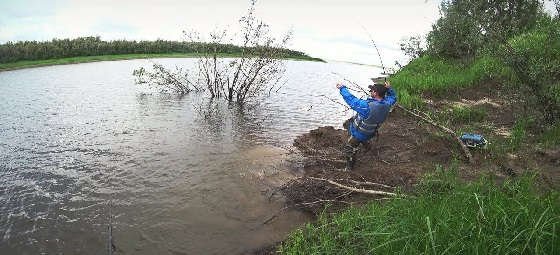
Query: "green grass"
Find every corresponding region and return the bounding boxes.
[506,119,529,152]
[389,55,516,109]
[279,167,560,255]
[449,106,487,124]
[0,52,324,71]
[540,125,560,148]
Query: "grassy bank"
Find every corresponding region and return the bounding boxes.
[0,53,325,72]
[280,167,560,254]
[388,55,516,109]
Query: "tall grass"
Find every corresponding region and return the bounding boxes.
[389,55,516,109]
[540,124,560,148]
[449,106,487,124]
[280,167,560,254]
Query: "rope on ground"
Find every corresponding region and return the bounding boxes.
[308,177,402,197]
[396,104,474,164]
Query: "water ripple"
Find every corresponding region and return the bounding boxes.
[0,59,381,254]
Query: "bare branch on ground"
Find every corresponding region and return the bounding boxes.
[396,104,474,163]
[308,177,401,197]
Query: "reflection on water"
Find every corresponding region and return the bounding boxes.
[0,59,381,254]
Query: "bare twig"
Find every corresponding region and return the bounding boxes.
[308,177,401,197]
[396,104,474,163]
[338,179,395,189]
[331,72,369,95]
[319,95,350,110]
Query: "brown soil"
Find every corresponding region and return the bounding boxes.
[248,82,560,254]
[281,107,458,215]
[279,82,560,216]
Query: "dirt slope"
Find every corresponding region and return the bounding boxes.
[282,107,460,214]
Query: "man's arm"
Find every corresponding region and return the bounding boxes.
[337,84,370,117]
[384,81,397,106]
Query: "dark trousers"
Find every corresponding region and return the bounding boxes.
[343,117,372,167]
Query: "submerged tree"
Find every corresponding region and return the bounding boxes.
[133,0,292,105]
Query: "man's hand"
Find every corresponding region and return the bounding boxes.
[384,81,391,88]
[336,83,344,89]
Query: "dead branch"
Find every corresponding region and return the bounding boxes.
[396,104,474,164]
[308,177,401,197]
[319,95,350,110]
[331,72,369,95]
[340,179,395,189]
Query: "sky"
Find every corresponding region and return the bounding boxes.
[0,0,556,67]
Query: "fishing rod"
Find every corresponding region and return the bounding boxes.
[361,25,389,80]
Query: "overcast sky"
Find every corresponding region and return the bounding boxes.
[0,0,556,66]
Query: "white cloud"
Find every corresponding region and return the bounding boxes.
[0,0,442,65]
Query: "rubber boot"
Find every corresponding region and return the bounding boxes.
[344,156,355,171]
[343,139,359,171]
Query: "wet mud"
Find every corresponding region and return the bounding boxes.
[281,108,457,215]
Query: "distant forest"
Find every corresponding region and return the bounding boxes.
[0,36,312,64]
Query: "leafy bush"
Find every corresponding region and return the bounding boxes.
[505,17,560,123]
[427,0,542,59]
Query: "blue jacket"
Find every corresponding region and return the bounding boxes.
[339,85,397,141]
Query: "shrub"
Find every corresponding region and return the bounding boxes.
[503,17,560,123]
[427,0,543,59]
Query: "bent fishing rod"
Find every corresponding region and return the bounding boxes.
[361,25,389,81]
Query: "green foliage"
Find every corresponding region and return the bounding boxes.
[449,106,487,124]
[399,35,425,61]
[505,17,560,122]
[416,162,458,197]
[427,0,543,59]
[539,124,560,147]
[390,55,514,108]
[0,36,314,64]
[507,119,529,152]
[280,170,560,255]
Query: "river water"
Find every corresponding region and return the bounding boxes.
[0,58,381,254]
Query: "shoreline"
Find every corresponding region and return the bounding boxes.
[0,53,325,72]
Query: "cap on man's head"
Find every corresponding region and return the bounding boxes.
[368,83,387,98]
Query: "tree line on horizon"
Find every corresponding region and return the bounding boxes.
[0,36,311,64]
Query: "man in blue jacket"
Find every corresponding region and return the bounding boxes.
[336,81,397,171]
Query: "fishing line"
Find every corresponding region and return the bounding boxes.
[360,25,389,79]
